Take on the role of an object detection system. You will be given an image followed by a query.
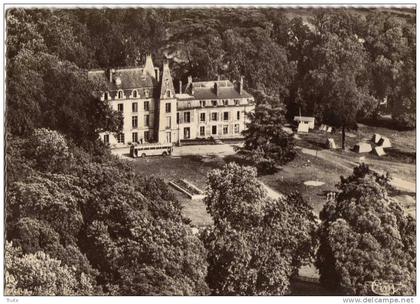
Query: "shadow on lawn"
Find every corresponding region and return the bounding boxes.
[360,116,414,131]
[181,154,226,170]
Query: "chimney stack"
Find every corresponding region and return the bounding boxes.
[154,67,160,81]
[109,69,115,82]
[179,80,182,94]
[187,76,192,84]
[239,76,244,94]
[217,75,220,81]
[214,82,219,96]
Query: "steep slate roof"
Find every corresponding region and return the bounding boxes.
[185,80,252,100]
[143,54,156,79]
[88,68,156,90]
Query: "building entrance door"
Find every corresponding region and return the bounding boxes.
[184,127,190,139]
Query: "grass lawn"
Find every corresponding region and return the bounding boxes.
[131,120,415,223]
[132,150,351,222]
[259,151,346,215]
[132,155,223,227]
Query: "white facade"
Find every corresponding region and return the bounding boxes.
[89,56,255,148]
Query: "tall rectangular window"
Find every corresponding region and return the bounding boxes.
[166,116,171,129]
[176,113,180,124]
[132,132,138,143]
[223,125,229,134]
[132,102,138,113]
[184,112,191,123]
[211,112,218,121]
[223,112,229,121]
[165,103,171,113]
[200,126,205,137]
[117,133,125,144]
[223,100,228,106]
[132,116,138,128]
[200,113,206,122]
[234,124,240,134]
[237,111,240,120]
[118,103,123,112]
[144,101,149,111]
[103,134,109,144]
[144,115,150,127]
[184,127,190,139]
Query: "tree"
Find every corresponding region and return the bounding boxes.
[240,102,295,173]
[5,242,95,296]
[6,129,209,295]
[363,13,415,127]
[203,163,317,295]
[27,128,72,172]
[317,164,415,295]
[76,161,209,295]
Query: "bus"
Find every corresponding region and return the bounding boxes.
[130,143,173,158]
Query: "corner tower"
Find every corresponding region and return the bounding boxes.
[157,62,178,144]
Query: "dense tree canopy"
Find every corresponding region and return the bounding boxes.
[317,164,415,295]
[203,163,317,295]
[6,129,209,295]
[5,7,416,296]
[6,8,415,135]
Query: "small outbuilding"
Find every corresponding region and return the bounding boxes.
[297,122,309,133]
[294,116,315,129]
[354,142,372,153]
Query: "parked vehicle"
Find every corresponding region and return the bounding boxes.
[130,143,173,158]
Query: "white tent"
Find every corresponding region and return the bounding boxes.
[378,136,392,148]
[354,142,372,153]
[372,133,382,144]
[326,138,336,149]
[281,126,294,135]
[373,146,386,157]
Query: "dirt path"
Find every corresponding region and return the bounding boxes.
[300,147,416,193]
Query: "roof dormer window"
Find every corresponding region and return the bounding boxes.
[166,90,171,98]
[132,90,138,98]
[117,90,124,99]
[144,89,149,98]
[103,92,109,100]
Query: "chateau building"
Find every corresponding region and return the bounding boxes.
[88,55,255,147]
